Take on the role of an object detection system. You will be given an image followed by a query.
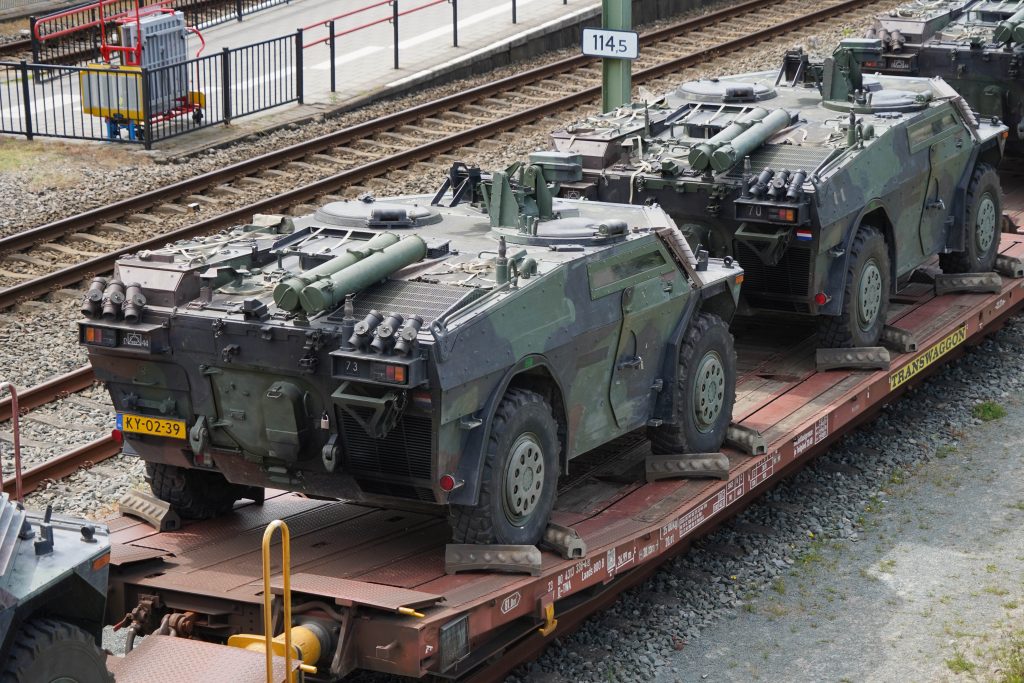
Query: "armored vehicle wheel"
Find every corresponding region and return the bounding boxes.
[818,225,891,348]
[146,462,247,520]
[940,163,1002,274]
[449,389,559,546]
[649,313,736,455]
[1,618,113,683]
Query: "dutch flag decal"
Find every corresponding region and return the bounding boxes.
[796,229,813,241]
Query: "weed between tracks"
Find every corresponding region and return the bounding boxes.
[972,400,1007,422]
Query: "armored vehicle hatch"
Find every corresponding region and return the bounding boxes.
[548,40,1006,348]
[79,163,744,546]
[867,0,1024,154]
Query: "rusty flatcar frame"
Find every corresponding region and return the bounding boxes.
[106,234,1024,682]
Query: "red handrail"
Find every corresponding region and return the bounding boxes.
[0,383,24,503]
[303,0,448,50]
[301,0,391,32]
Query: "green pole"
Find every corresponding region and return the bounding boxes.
[601,0,632,113]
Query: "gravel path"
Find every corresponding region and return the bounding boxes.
[501,315,1024,683]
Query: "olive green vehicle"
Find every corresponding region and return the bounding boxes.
[78,164,742,546]
[867,0,1024,156]
[548,39,1007,347]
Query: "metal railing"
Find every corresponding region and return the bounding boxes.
[304,0,569,91]
[0,29,300,147]
[28,0,289,65]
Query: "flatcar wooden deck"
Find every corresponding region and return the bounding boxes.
[107,234,1024,682]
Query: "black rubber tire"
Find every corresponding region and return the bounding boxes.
[146,462,243,520]
[940,163,1002,274]
[649,312,736,455]
[818,225,891,348]
[1,618,113,683]
[449,389,559,546]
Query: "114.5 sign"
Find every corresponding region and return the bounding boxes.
[582,27,639,60]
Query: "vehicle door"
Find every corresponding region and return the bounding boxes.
[909,107,974,260]
[588,240,688,431]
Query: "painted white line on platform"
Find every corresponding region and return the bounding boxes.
[311,45,384,72]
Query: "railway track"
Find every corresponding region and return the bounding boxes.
[0,368,119,497]
[0,0,884,310]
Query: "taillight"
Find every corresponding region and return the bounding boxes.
[111,428,123,445]
[372,362,407,384]
[82,325,117,347]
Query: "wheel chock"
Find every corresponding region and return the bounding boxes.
[995,255,1024,279]
[725,424,767,456]
[542,523,587,559]
[444,544,542,576]
[118,490,181,532]
[933,272,1002,295]
[815,346,890,371]
[880,325,918,353]
[645,452,730,482]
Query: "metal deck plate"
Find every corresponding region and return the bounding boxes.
[107,635,298,683]
[271,573,443,611]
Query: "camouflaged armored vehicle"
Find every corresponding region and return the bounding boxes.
[0,493,112,682]
[548,39,1007,348]
[866,0,1024,156]
[78,163,743,546]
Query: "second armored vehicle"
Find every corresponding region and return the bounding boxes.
[866,0,1024,155]
[548,40,1006,348]
[0,492,112,682]
[79,163,743,546]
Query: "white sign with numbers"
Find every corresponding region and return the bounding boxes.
[581,27,639,60]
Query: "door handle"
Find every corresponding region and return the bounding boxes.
[618,356,644,370]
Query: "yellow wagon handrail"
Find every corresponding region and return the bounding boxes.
[262,519,294,683]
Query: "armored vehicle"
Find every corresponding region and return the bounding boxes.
[78,163,743,546]
[866,0,1024,155]
[548,40,1006,348]
[0,493,112,682]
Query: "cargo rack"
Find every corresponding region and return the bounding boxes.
[106,233,1024,682]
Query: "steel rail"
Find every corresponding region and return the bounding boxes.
[0,0,850,258]
[0,366,96,422]
[0,435,120,496]
[0,0,877,311]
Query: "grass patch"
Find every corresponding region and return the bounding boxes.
[984,585,1010,597]
[972,401,1007,422]
[999,634,1024,683]
[878,558,896,574]
[946,650,976,674]
[771,578,786,595]
[935,444,956,459]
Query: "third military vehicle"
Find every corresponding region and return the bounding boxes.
[0,492,112,682]
[78,163,742,547]
[867,0,1024,155]
[548,39,1007,348]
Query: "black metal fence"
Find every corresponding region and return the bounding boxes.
[0,30,300,147]
[29,0,289,65]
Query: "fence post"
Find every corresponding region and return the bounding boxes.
[236,0,243,22]
[19,61,33,141]
[296,29,304,104]
[329,20,336,92]
[512,0,516,24]
[221,47,232,124]
[392,0,399,69]
[141,67,153,149]
[451,0,457,47]
[29,17,39,64]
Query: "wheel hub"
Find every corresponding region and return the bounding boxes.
[693,350,725,434]
[858,259,883,331]
[503,433,544,525]
[976,193,997,253]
